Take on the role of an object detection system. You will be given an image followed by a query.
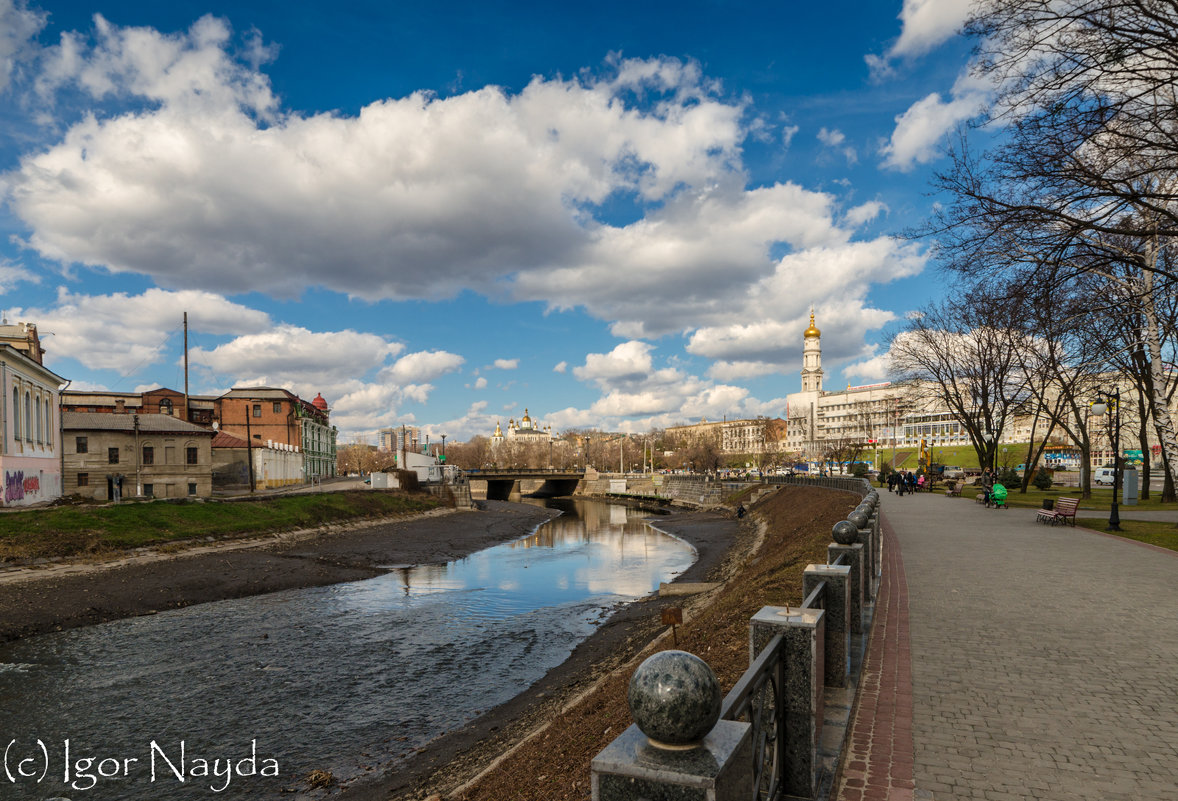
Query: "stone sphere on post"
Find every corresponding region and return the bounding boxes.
[628,650,722,748]
[832,519,859,544]
[848,510,869,529]
[865,491,879,506]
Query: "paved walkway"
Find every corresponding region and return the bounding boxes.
[838,493,1178,801]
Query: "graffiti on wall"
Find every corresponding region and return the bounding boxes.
[4,470,40,503]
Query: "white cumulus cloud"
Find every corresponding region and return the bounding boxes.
[12,287,271,372]
[879,88,987,171]
[0,0,45,92]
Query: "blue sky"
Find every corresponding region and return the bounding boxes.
[0,0,986,442]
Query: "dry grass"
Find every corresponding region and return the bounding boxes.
[440,486,856,801]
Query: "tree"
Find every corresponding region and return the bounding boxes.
[336,439,389,475]
[923,1,1178,490]
[966,0,1178,243]
[889,294,1030,472]
[445,436,491,470]
[668,426,722,473]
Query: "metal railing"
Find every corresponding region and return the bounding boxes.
[721,632,786,799]
[592,480,879,801]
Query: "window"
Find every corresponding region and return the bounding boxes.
[186,446,198,465]
[188,482,197,496]
[44,399,51,446]
[108,447,120,465]
[11,388,17,439]
[273,402,282,414]
[159,398,173,415]
[142,445,154,465]
[253,404,262,418]
[76,436,88,454]
[24,392,31,441]
[35,397,41,443]
[144,484,154,497]
[78,473,89,487]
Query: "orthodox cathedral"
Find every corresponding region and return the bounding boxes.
[490,408,554,448]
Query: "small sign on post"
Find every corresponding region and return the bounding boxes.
[661,606,683,646]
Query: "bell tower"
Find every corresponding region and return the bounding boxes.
[801,310,823,393]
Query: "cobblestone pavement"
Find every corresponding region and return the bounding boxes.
[844,494,1178,801]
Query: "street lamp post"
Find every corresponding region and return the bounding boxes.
[1091,389,1121,531]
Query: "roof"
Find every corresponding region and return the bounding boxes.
[62,411,214,435]
[0,343,66,385]
[211,430,250,448]
[221,387,297,400]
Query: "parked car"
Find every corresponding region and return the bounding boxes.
[1094,467,1116,485]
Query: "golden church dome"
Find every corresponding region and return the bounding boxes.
[494,421,502,437]
[804,311,821,338]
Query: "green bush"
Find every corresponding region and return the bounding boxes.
[1032,469,1054,491]
[851,463,870,478]
[997,468,1020,486]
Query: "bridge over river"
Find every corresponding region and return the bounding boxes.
[465,469,585,500]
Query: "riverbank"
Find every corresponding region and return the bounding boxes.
[337,485,853,801]
[0,499,557,643]
[0,490,441,562]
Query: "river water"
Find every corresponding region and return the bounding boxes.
[0,498,694,799]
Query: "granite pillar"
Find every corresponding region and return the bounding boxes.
[592,721,753,801]
[827,543,863,634]
[870,511,882,578]
[802,563,851,688]
[857,527,875,602]
[749,606,825,800]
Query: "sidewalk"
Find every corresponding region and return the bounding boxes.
[838,493,1178,801]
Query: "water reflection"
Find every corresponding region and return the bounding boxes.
[0,499,693,800]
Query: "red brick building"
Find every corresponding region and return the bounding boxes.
[214,387,337,480]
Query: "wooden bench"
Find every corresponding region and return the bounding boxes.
[1036,497,1079,526]
[945,481,962,497]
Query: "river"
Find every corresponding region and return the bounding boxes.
[0,498,695,799]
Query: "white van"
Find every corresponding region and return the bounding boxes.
[1094,467,1116,485]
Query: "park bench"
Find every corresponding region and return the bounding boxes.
[945,481,962,497]
[1036,497,1079,526]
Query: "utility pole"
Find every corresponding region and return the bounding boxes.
[134,413,142,497]
[246,404,256,493]
[182,312,190,421]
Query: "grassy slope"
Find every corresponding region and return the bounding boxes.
[0,491,441,561]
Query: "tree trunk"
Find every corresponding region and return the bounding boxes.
[1140,265,1178,495]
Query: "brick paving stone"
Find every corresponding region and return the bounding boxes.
[839,494,1178,801]
[835,514,915,801]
